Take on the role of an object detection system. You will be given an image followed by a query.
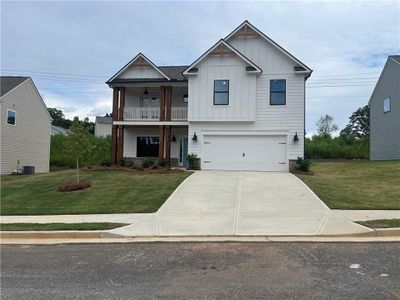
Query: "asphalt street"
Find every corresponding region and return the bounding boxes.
[1,242,399,299]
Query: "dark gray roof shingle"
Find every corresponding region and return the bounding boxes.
[158,66,188,81]
[95,116,113,124]
[389,55,400,63]
[0,76,30,97]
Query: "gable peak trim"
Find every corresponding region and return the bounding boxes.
[183,39,262,75]
[107,53,171,83]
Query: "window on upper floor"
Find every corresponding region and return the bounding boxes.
[7,109,16,125]
[270,79,286,105]
[384,98,391,113]
[213,80,229,105]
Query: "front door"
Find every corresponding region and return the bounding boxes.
[180,137,189,167]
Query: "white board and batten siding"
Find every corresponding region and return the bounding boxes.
[0,78,51,174]
[188,56,256,122]
[188,35,307,171]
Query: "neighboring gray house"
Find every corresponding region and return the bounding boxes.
[95,116,112,137]
[51,125,69,136]
[0,76,51,174]
[369,55,400,161]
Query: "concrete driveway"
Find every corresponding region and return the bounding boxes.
[109,171,371,237]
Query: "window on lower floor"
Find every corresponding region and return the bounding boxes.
[137,136,159,157]
[270,79,286,105]
[7,110,16,125]
[384,98,391,113]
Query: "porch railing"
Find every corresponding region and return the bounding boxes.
[124,107,160,120]
[171,107,188,120]
[124,107,187,121]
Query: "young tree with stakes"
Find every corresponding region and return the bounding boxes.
[65,117,92,183]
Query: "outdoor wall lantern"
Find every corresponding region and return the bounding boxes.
[192,132,198,141]
[143,87,149,95]
[293,132,299,142]
[172,135,176,142]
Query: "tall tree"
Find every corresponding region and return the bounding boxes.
[341,105,370,138]
[47,107,71,129]
[316,114,339,137]
[65,117,92,183]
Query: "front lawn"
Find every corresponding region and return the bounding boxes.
[0,223,128,231]
[358,219,400,228]
[296,161,400,209]
[1,170,191,215]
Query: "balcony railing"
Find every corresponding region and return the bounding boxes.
[124,107,187,121]
[171,107,188,120]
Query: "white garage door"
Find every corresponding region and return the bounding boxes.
[202,135,288,171]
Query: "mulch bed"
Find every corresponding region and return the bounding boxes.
[58,180,92,192]
[81,166,187,174]
[290,170,314,176]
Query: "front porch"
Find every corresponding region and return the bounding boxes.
[110,84,189,165]
[114,125,189,167]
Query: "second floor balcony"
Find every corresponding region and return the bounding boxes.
[124,106,188,121]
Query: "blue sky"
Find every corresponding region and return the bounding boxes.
[1,1,399,134]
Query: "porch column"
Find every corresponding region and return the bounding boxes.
[160,86,166,121]
[111,87,120,165]
[165,125,171,161]
[117,126,124,163]
[119,87,125,121]
[159,125,165,159]
[166,86,172,121]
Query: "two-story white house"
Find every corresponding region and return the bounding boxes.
[106,21,312,171]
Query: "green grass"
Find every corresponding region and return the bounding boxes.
[0,223,128,231]
[1,170,191,215]
[296,161,400,209]
[358,219,400,228]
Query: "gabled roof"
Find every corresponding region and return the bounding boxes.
[225,20,312,73]
[107,53,171,83]
[369,55,400,104]
[183,39,262,76]
[0,76,30,97]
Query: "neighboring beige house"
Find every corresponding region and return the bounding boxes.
[0,76,51,174]
[95,116,112,137]
[106,21,312,171]
[369,55,400,160]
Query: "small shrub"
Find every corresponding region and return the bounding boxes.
[58,180,91,192]
[142,158,156,168]
[187,153,200,170]
[152,165,160,170]
[158,159,169,168]
[124,160,135,167]
[99,159,111,167]
[295,157,311,172]
[119,158,126,167]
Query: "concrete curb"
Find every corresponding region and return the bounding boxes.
[1,227,399,243]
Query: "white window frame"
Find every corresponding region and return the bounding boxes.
[383,98,391,113]
[6,109,16,126]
